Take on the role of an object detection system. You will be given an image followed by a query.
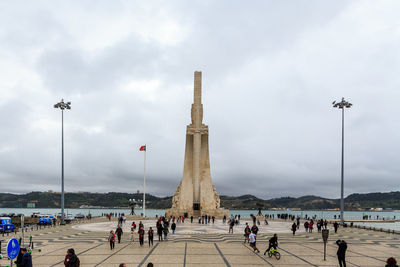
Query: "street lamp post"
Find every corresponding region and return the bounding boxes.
[54,99,71,225]
[332,98,352,226]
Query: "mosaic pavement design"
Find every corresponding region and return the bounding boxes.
[1,218,399,266]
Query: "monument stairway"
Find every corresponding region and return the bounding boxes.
[193,210,201,218]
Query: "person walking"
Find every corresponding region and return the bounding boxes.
[19,248,33,267]
[386,257,399,267]
[228,219,234,234]
[163,225,169,240]
[291,222,297,236]
[304,221,309,232]
[317,220,322,233]
[138,226,145,246]
[249,232,260,253]
[108,230,116,250]
[116,225,123,243]
[148,227,154,246]
[157,219,163,241]
[171,222,176,234]
[244,223,251,243]
[336,239,347,267]
[264,234,278,255]
[308,220,314,233]
[334,221,339,233]
[64,248,80,267]
[251,223,259,235]
[130,227,135,242]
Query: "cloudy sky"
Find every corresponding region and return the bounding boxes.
[1,1,399,199]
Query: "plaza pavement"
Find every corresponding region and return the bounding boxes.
[1,218,399,267]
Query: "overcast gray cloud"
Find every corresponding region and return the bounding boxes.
[1,0,400,199]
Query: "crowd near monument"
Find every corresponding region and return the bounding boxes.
[166,72,229,218]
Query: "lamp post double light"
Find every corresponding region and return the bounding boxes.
[54,99,71,225]
[332,98,352,226]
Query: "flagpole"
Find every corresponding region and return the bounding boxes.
[143,144,146,217]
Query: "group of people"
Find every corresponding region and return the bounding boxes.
[243,222,263,253]
[108,221,155,249]
[302,219,330,233]
[107,216,179,250]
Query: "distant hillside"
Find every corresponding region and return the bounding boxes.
[0,192,172,209]
[268,196,339,210]
[1,191,400,210]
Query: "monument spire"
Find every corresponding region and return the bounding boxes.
[194,71,202,105]
[191,71,203,127]
[166,71,228,219]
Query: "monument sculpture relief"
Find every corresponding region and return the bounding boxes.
[166,71,229,218]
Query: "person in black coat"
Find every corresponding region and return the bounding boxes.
[171,222,176,234]
[334,222,339,233]
[64,248,80,267]
[116,225,123,243]
[386,257,399,267]
[291,222,297,236]
[19,248,33,267]
[264,233,278,255]
[157,220,163,241]
[14,248,23,267]
[336,239,347,267]
[251,223,259,235]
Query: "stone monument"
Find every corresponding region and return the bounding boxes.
[166,71,229,218]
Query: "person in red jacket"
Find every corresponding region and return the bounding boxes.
[138,226,145,246]
[308,220,314,233]
[108,230,116,250]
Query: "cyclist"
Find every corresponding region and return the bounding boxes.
[264,233,278,255]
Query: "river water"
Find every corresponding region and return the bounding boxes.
[1,208,399,219]
[1,208,400,230]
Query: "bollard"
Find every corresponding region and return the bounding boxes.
[322,229,329,261]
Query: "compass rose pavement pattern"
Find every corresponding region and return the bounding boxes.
[1,218,399,266]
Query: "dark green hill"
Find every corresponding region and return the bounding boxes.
[1,191,399,210]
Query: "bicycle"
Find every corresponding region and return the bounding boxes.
[266,248,281,260]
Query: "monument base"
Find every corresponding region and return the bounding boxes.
[165,207,229,219]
